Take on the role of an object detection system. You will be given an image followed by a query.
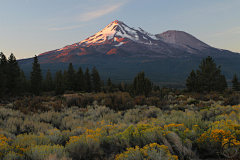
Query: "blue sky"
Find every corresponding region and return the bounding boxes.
[1,0,240,59]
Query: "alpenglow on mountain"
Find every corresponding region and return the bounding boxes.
[18,20,240,87]
[35,20,239,63]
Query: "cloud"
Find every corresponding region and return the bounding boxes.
[213,27,240,36]
[77,3,123,22]
[48,1,129,31]
[50,24,86,31]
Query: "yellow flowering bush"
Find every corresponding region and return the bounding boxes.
[115,143,178,160]
[25,144,69,160]
[0,134,13,158]
[12,133,50,149]
[2,151,24,160]
[66,128,105,159]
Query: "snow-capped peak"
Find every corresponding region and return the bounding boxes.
[78,20,158,47]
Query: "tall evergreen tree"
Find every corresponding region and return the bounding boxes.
[30,55,43,95]
[67,63,75,91]
[0,52,8,97]
[91,66,101,92]
[55,70,65,95]
[186,70,198,92]
[45,69,53,92]
[0,68,7,98]
[132,71,153,97]
[19,69,27,93]
[0,52,8,75]
[62,69,68,91]
[76,67,85,91]
[186,56,227,93]
[7,53,21,94]
[53,70,59,89]
[232,73,240,91]
[85,67,92,92]
[107,78,112,87]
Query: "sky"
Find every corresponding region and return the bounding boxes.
[1,0,240,60]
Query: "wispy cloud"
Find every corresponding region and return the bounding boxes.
[48,1,129,31]
[213,27,240,36]
[50,24,86,31]
[77,3,123,22]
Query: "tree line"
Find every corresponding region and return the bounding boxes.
[1,52,239,99]
[0,53,155,98]
[186,56,240,93]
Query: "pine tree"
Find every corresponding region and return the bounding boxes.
[76,67,85,91]
[107,78,111,87]
[67,63,75,91]
[0,52,8,75]
[7,53,21,94]
[62,69,68,91]
[30,55,43,95]
[91,66,101,92]
[45,69,53,92]
[19,69,27,93]
[85,67,92,92]
[232,73,240,91]
[53,70,59,89]
[186,56,227,93]
[186,70,198,92]
[55,70,65,95]
[132,71,152,97]
[0,68,7,98]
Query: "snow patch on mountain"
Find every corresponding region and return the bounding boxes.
[78,20,158,47]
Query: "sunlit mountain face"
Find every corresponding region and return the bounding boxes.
[35,20,239,63]
[18,20,240,86]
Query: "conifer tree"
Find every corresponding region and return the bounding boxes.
[76,67,85,91]
[45,69,53,92]
[53,70,59,89]
[55,70,65,95]
[186,70,198,92]
[106,77,114,92]
[7,53,21,94]
[62,69,68,91]
[91,66,101,92]
[132,71,153,97]
[67,63,75,91]
[85,67,92,92]
[232,73,240,91]
[107,78,112,87]
[30,55,43,95]
[19,69,27,93]
[0,52,8,96]
[186,56,227,93]
[0,68,6,98]
[0,52,8,76]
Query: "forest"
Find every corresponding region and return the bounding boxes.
[1,52,240,160]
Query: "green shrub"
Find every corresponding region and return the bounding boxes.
[115,143,178,160]
[26,144,69,160]
[3,151,24,160]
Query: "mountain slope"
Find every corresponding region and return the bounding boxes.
[18,20,240,87]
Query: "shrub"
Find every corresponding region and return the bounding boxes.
[0,134,13,159]
[115,143,178,160]
[66,128,105,160]
[3,151,24,160]
[12,134,50,149]
[26,144,69,160]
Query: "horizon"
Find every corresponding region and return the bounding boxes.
[1,0,240,59]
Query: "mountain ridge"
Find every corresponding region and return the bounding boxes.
[36,20,239,63]
[18,20,240,87]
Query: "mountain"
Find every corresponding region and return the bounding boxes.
[18,20,240,87]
